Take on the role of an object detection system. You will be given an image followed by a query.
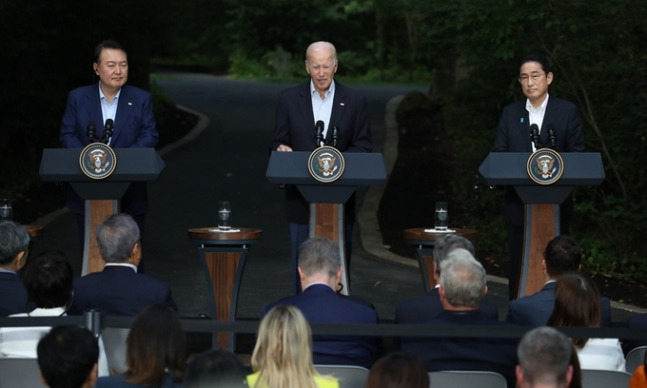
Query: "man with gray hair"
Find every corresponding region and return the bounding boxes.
[395,234,497,323]
[67,213,176,316]
[516,327,574,388]
[261,237,379,369]
[0,221,34,316]
[400,248,519,388]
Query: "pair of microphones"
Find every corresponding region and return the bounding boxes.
[315,120,339,147]
[529,123,556,149]
[86,119,114,144]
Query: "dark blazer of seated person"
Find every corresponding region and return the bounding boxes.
[0,221,35,316]
[261,237,379,369]
[399,249,519,388]
[623,313,647,355]
[506,235,611,327]
[67,214,177,316]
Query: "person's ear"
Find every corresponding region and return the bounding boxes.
[84,363,99,388]
[546,71,554,85]
[15,250,27,269]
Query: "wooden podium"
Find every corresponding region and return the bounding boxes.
[479,152,605,298]
[266,151,387,294]
[39,148,165,275]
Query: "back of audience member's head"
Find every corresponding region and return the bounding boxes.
[251,305,317,388]
[184,349,248,388]
[298,237,341,278]
[364,351,428,388]
[0,220,30,266]
[37,325,99,388]
[544,235,581,277]
[95,213,140,263]
[125,304,186,386]
[547,273,601,348]
[439,248,487,308]
[432,234,475,274]
[21,251,73,308]
[517,326,574,388]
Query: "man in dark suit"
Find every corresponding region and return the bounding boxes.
[270,41,372,293]
[0,221,34,316]
[67,213,176,316]
[492,53,585,299]
[261,237,379,369]
[399,248,519,388]
[59,39,159,272]
[507,235,612,327]
[395,234,498,323]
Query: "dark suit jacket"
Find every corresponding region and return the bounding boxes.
[625,313,647,354]
[506,281,613,327]
[59,83,159,214]
[395,287,499,323]
[262,284,379,369]
[270,81,372,224]
[492,97,585,227]
[67,266,176,316]
[399,310,519,388]
[0,272,34,316]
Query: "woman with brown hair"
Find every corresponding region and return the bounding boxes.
[95,304,186,387]
[547,273,624,371]
[364,352,428,388]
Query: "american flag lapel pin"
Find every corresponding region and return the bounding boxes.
[128,102,133,106]
[340,102,345,106]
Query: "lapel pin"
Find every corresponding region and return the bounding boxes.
[128,102,133,106]
[340,102,345,106]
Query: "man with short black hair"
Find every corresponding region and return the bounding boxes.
[0,221,34,316]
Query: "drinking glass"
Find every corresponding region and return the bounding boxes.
[0,199,12,221]
[434,201,448,230]
[218,201,231,230]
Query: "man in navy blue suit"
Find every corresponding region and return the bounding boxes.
[0,221,34,316]
[270,41,372,293]
[67,213,176,316]
[59,40,159,272]
[399,248,519,388]
[506,235,612,327]
[395,234,498,323]
[261,237,379,369]
[492,53,585,299]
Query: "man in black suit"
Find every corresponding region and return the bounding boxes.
[67,213,177,316]
[399,248,519,388]
[506,235,612,327]
[395,234,498,323]
[492,53,585,299]
[0,221,34,316]
[270,41,372,293]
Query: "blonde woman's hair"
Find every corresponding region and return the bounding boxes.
[251,305,318,388]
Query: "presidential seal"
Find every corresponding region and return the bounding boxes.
[79,142,117,180]
[527,148,564,185]
[308,146,345,183]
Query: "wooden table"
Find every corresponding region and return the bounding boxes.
[187,227,262,350]
[403,228,478,292]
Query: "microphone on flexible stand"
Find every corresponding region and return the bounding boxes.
[547,125,557,149]
[87,121,97,142]
[332,125,339,148]
[102,119,114,145]
[315,120,324,147]
[529,123,541,150]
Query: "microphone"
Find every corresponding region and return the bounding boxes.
[529,124,541,150]
[102,119,114,144]
[332,125,339,148]
[315,120,324,147]
[87,121,96,142]
[547,125,557,149]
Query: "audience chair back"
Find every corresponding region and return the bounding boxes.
[101,327,130,374]
[0,358,47,387]
[314,364,370,388]
[581,369,632,388]
[626,346,647,374]
[428,370,507,388]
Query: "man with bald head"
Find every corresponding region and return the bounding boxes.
[270,41,372,294]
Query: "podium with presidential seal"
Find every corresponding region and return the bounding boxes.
[39,146,165,275]
[266,147,387,294]
[479,150,605,298]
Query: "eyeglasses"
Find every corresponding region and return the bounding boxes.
[518,73,547,83]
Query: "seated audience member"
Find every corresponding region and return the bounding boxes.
[67,213,177,316]
[625,312,647,354]
[247,305,339,388]
[516,326,578,388]
[547,273,625,371]
[507,235,612,326]
[399,248,519,388]
[183,349,249,388]
[37,325,100,388]
[0,251,109,376]
[395,234,498,323]
[95,304,186,388]
[364,352,428,388]
[0,220,34,316]
[261,237,379,369]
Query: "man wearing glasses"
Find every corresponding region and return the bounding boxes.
[492,53,585,300]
